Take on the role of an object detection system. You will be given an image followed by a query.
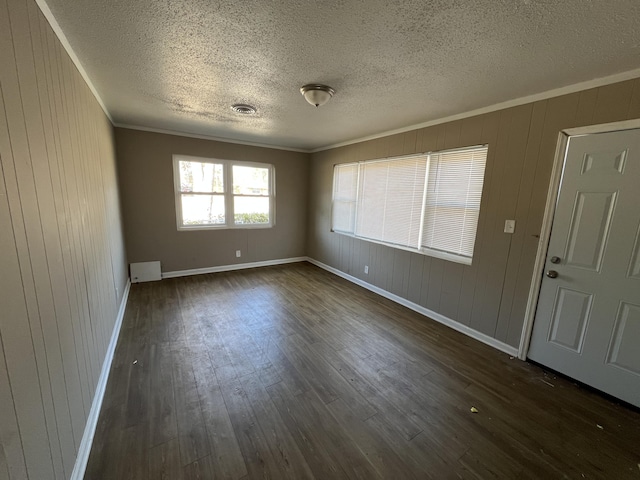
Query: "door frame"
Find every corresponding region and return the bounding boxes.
[517,118,640,360]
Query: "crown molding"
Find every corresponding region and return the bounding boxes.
[30,3,640,156]
[36,0,113,122]
[113,123,311,153]
[311,68,640,153]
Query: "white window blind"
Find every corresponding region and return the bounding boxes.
[356,156,426,248]
[331,145,488,264]
[332,163,358,234]
[421,147,487,258]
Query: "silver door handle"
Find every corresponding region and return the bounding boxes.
[546,270,558,278]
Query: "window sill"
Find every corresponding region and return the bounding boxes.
[178,223,274,231]
[332,230,472,266]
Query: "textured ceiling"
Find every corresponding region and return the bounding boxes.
[43,0,640,151]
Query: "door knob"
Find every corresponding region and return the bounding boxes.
[550,256,561,264]
[546,270,558,278]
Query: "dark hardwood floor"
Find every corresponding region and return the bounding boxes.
[85,262,640,479]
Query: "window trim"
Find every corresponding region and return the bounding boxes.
[330,145,487,266]
[173,154,275,231]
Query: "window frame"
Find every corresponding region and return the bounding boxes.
[173,154,275,231]
[330,145,488,265]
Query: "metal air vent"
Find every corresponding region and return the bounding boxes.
[231,104,257,114]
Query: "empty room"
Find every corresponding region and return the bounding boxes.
[2,0,640,478]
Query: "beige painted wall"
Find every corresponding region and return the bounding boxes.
[308,78,640,349]
[0,0,128,478]
[115,128,309,273]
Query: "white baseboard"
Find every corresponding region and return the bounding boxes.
[162,256,308,279]
[306,257,519,357]
[70,279,131,480]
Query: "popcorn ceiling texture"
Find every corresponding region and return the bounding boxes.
[44,0,640,150]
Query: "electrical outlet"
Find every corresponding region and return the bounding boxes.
[364,265,369,274]
[236,250,241,258]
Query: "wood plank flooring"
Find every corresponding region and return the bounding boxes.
[85,262,640,479]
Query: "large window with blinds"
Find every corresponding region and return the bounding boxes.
[331,145,488,264]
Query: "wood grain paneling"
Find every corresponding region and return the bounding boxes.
[308,78,640,349]
[114,128,309,274]
[0,0,127,478]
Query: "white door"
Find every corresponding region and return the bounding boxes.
[528,128,640,408]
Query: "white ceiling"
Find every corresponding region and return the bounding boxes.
[43,0,640,151]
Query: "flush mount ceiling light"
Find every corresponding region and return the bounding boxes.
[300,84,335,107]
[231,104,257,114]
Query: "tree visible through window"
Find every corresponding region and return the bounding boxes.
[178,160,225,225]
[173,155,274,230]
[233,165,270,224]
[331,145,488,265]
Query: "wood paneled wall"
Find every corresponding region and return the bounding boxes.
[115,128,309,273]
[308,78,640,349]
[0,0,128,478]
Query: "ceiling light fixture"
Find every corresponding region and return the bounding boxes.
[231,104,257,114]
[300,84,335,107]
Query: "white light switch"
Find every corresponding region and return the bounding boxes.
[504,219,516,234]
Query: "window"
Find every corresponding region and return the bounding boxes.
[331,145,488,264]
[173,155,274,230]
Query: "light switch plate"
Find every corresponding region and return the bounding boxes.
[504,219,516,234]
